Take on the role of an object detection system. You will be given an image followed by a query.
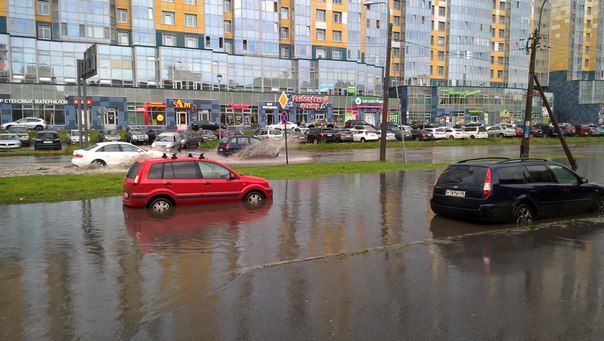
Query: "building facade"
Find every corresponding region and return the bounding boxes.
[2,0,595,130]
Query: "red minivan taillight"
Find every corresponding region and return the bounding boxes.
[482,168,492,198]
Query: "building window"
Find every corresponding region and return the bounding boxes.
[585,59,590,67]
[162,12,175,25]
[184,0,196,4]
[224,0,231,11]
[185,36,198,48]
[224,20,232,33]
[316,28,326,41]
[333,49,342,60]
[205,36,211,48]
[316,9,326,22]
[499,1,505,10]
[393,32,400,41]
[499,15,505,24]
[393,16,400,26]
[438,21,445,31]
[333,30,342,42]
[185,14,197,27]
[393,47,400,57]
[317,48,326,59]
[393,63,400,72]
[281,27,289,39]
[281,7,289,19]
[497,70,503,78]
[118,32,129,45]
[438,6,446,16]
[499,29,505,38]
[163,34,176,46]
[333,0,342,3]
[333,11,342,23]
[280,46,290,58]
[437,51,444,60]
[38,24,51,40]
[38,0,50,15]
[225,40,233,53]
[437,66,444,75]
[437,36,445,45]
[117,8,128,23]
[498,56,504,64]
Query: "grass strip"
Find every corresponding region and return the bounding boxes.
[0,161,446,205]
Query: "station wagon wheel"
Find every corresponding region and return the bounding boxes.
[595,196,604,215]
[498,133,504,138]
[92,159,106,167]
[150,197,172,214]
[35,125,44,131]
[360,138,366,143]
[514,204,533,224]
[244,191,264,208]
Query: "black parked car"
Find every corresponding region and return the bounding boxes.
[344,119,375,130]
[146,128,163,143]
[33,131,62,150]
[217,135,261,156]
[305,128,337,144]
[179,131,204,149]
[410,129,435,141]
[125,127,149,144]
[191,120,220,131]
[430,157,604,224]
[332,127,354,142]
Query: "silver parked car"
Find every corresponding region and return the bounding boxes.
[1,117,47,131]
[0,133,21,150]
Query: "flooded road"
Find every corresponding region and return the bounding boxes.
[1,144,604,339]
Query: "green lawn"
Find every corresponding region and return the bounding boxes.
[0,161,446,205]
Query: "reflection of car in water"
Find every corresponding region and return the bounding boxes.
[123,201,271,252]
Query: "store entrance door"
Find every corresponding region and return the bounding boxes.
[177,111,188,125]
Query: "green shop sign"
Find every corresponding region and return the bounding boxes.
[354,97,383,105]
[440,88,482,96]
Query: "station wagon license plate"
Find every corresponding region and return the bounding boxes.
[445,189,466,198]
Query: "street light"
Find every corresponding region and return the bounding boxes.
[217,74,223,139]
[365,0,392,162]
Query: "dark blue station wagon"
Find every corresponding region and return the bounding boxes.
[430,158,604,224]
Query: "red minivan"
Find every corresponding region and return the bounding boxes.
[122,154,273,215]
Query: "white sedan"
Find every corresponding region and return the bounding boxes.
[352,129,379,143]
[72,142,165,167]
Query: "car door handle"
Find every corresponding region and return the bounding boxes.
[203,182,212,185]
[163,182,172,186]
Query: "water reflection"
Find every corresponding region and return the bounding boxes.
[1,150,604,338]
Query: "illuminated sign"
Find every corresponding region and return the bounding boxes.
[146,102,165,108]
[354,97,383,105]
[0,98,68,105]
[173,99,196,111]
[292,95,329,110]
[262,102,279,110]
[227,103,251,109]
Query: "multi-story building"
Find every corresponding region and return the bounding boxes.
[1,0,589,130]
[547,0,604,124]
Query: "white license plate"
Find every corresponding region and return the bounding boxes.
[44,141,52,143]
[445,189,466,198]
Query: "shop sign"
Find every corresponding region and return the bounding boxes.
[135,107,145,112]
[227,103,251,109]
[354,97,382,105]
[292,95,329,110]
[147,102,165,108]
[440,88,481,96]
[173,99,196,112]
[0,98,68,105]
[262,102,279,110]
[467,109,483,115]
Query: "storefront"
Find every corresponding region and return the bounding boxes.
[224,103,256,127]
[258,101,280,126]
[289,95,332,125]
[346,96,397,127]
[166,98,219,128]
[65,96,127,129]
[1,96,68,127]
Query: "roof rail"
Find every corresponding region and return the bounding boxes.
[457,157,510,163]
[500,158,548,163]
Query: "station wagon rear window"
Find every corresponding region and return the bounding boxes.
[438,166,487,186]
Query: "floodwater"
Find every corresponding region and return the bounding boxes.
[1,145,604,339]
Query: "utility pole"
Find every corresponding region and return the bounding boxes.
[520,0,547,158]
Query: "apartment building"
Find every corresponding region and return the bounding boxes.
[0,0,584,130]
